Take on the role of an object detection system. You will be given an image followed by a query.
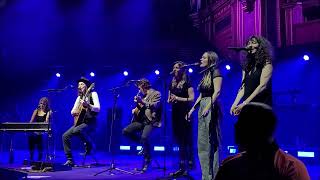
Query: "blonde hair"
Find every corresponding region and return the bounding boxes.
[199,51,219,89]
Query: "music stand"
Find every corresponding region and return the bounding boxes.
[94,84,135,176]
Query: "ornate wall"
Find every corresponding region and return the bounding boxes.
[190,0,320,60]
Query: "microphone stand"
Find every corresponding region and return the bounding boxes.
[199,63,216,74]
[40,85,74,165]
[94,83,135,176]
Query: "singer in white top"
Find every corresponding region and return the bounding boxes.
[62,77,100,167]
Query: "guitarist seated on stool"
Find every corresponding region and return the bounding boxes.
[122,78,162,172]
[62,77,100,167]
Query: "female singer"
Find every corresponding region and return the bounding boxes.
[168,61,195,177]
[230,36,273,115]
[187,51,223,180]
[29,97,52,161]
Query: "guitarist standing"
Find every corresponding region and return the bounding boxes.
[62,77,100,167]
[122,78,162,172]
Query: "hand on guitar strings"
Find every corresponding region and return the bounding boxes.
[80,99,90,108]
[134,96,143,104]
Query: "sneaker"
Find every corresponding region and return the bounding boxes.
[63,160,74,167]
[141,158,151,172]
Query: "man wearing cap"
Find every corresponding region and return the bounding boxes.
[122,78,162,172]
[62,77,100,167]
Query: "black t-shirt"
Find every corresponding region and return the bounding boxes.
[34,111,47,122]
[243,66,272,106]
[199,68,222,97]
[169,79,192,99]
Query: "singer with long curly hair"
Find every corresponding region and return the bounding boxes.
[230,35,273,116]
[187,51,223,180]
[168,61,195,177]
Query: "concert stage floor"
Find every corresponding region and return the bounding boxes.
[0,151,319,179]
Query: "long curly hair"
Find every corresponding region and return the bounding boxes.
[171,61,189,89]
[199,51,219,89]
[243,36,273,72]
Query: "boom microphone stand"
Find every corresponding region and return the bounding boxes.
[94,83,135,176]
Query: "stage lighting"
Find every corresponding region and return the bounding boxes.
[155,70,160,75]
[303,55,310,61]
[154,146,165,151]
[123,71,129,76]
[188,68,193,73]
[225,65,231,70]
[90,72,95,77]
[56,73,61,78]
[120,146,130,151]
[297,151,314,158]
[173,146,179,152]
[227,146,237,154]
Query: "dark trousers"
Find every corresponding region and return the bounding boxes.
[172,105,194,168]
[28,133,43,161]
[174,121,194,167]
[62,123,94,160]
[122,121,154,160]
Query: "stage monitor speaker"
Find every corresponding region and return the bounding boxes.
[0,167,27,180]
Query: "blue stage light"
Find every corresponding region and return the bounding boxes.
[123,71,129,76]
[155,70,160,75]
[225,65,231,70]
[119,146,131,150]
[188,68,193,73]
[227,146,237,154]
[173,146,180,152]
[303,55,310,61]
[154,146,165,151]
[297,151,314,158]
[90,72,95,77]
[56,73,61,78]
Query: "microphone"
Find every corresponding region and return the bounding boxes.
[227,47,251,51]
[170,62,200,74]
[181,62,200,68]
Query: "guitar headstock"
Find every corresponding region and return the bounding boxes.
[87,83,95,92]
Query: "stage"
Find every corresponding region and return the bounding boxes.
[0,150,319,180]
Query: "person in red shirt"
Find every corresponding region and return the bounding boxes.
[215,102,310,180]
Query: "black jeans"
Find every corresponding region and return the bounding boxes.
[122,121,154,160]
[28,133,43,161]
[62,123,95,160]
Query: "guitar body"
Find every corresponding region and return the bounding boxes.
[131,103,146,123]
[73,83,95,127]
[74,107,88,126]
